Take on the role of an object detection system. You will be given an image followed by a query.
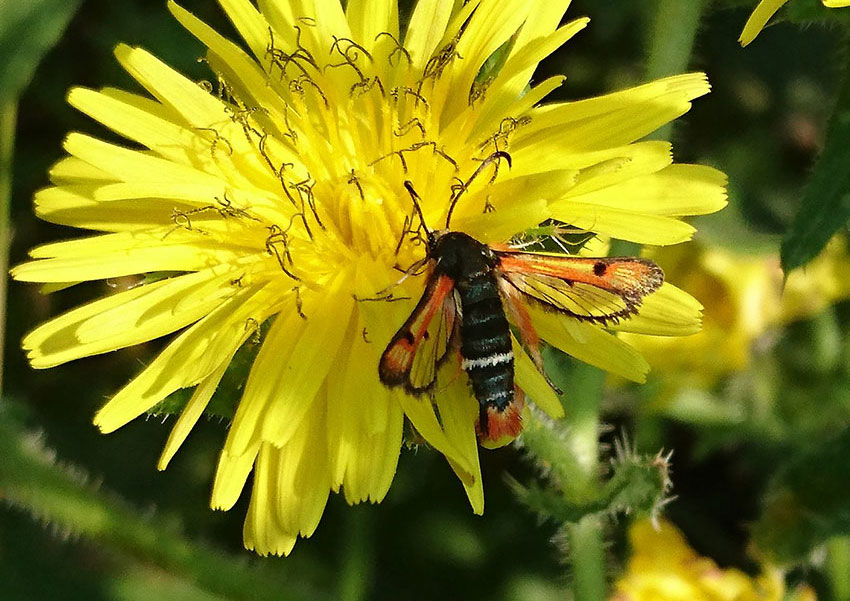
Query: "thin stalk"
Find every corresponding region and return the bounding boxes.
[827,536,850,601]
[0,408,325,601]
[564,363,607,601]
[339,506,374,601]
[0,101,17,397]
[645,0,708,141]
[544,351,607,601]
[568,515,607,601]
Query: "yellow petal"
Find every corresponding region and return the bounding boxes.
[34,185,196,231]
[214,0,271,62]
[612,283,703,336]
[20,268,246,368]
[435,376,485,514]
[513,335,564,419]
[93,290,255,432]
[260,271,356,446]
[158,332,248,470]
[267,400,331,538]
[404,0,455,68]
[530,306,649,382]
[739,0,791,46]
[114,43,229,128]
[49,156,115,184]
[223,298,306,458]
[566,163,728,217]
[346,0,399,50]
[472,18,588,134]
[445,0,531,120]
[13,229,244,282]
[516,73,710,151]
[455,198,549,244]
[548,200,696,246]
[212,441,260,511]
[242,443,296,556]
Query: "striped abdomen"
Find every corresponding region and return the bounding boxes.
[457,270,514,419]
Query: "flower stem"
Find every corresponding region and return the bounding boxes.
[545,351,607,600]
[0,100,17,397]
[644,0,707,140]
[568,515,607,601]
[0,406,325,601]
[564,363,607,601]
[339,506,374,601]
[827,536,850,601]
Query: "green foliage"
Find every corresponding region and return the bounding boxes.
[781,59,850,274]
[753,428,850,562]
[514,415,673,527]
[149,320,267,420]
[0,0,81,106]
[7,0,850,599]
[0,403,324,601]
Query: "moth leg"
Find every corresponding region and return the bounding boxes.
[498,278,563,395]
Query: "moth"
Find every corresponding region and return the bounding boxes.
[379,157,664,446]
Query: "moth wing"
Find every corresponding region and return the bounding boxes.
[496,251,663,323]
[379,273,459,393]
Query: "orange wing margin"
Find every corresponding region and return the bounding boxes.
[379,273,458,393]
[496,251,663,323]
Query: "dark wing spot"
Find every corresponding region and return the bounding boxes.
[402,331,415,344]
[593,261,607,276]
[423,331,430,340]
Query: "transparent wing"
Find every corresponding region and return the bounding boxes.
[496,251,663,323]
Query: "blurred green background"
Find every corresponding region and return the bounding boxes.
[3,1,850,600]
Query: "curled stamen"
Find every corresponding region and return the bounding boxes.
[369,141,459,174]
[480,116,532,152]
[351,75,385,98]
[265,224,301,281]
[289,75,329,108]
[244,317,262,344]
[394,118,426,138]
[420,40,463,85]
[256,131,301,211]
[291,177,324,231]
[327,36,374,84]
[197,80,214,94]
[265,25,318,82]
[193,127,234,158]
[215,192,260,221]
[389,86,430,111]
[292,285,307,319]
[445,150,512,228]
[348,170,365,201]
[375,31,411,67]
[171,209,193,230]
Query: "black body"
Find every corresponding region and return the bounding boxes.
[431,232,515,422]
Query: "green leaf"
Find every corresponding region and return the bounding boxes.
[752,428,850,562]
[0,403,326,601]
[149,319,268,420]
[781,51,850,274]
[0,0,82,106]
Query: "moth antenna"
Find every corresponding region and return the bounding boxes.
[445,150,511,229]
[403,180,433,244]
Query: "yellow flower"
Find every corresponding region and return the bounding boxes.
[12,0,725,555]
[620,235,850,391]
[740,0,850,46]
[612,519,803,601]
